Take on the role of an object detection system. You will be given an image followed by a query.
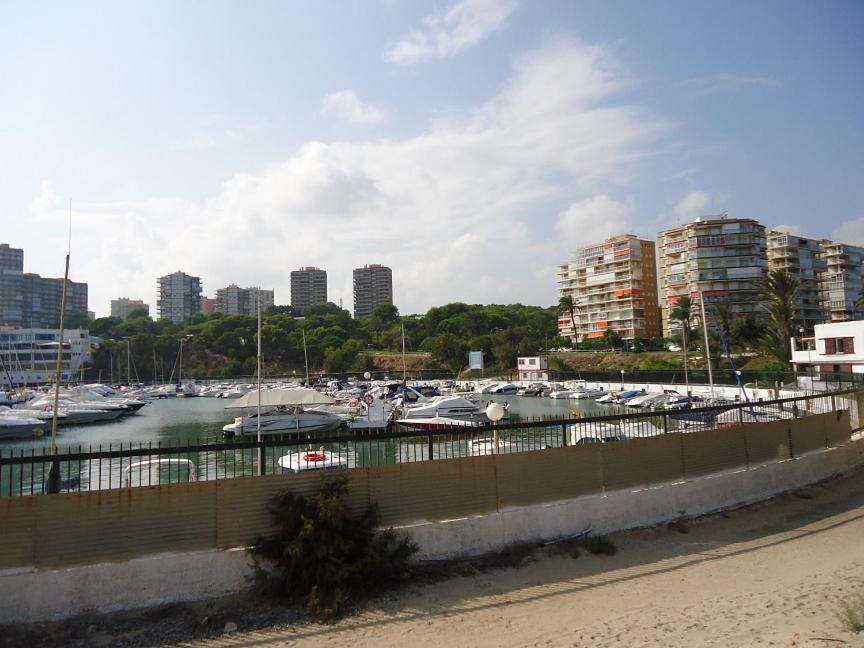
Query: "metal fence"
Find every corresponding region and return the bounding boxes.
[1,388,858,497]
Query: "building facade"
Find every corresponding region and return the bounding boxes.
[290,267,328,310]
[819,241,864,323]
[0,327,97,386]
[110,298,149,320]
[199,296,217,316]
[767,231,827,334]
[790,320,864,378]
[353,264,393,318]
[557,234,661,343]
[658,216,767,337]
[214,285,274,315]
[517,356,550,382]
[0,243,89,328]
[157,272,202,323]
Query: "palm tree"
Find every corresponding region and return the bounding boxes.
[558,295,580,349]
[670,295,694,388]
[855,285,864,316]
[758,269,799,365]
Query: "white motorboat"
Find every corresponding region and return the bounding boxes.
[548,389,573,399]
[400,395,479,418]
[568,387,606,399]
[397,416,481,431]
[469,437,519,456]
[490,383,519,395]
[0,415,48,440]
[595,392,617,404]
[625,392,663,408]
[222,407,343,436]
[568,421,663,444]
[277,449,352,473]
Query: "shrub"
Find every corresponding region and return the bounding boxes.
[250,474,417,622]
[581,535,617,556]
[838,593,864,633]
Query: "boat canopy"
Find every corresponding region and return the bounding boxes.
[225,387,336,409]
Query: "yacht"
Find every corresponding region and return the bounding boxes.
[399,395,480,418]
[222,407,343,437]
[277,449,352,473]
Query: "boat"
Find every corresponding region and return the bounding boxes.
[548,389,573,399]
[613,389,645,404]
[568,387,606,399]
[625,392,663,408]
[469,437,519,456]
[490,383,518,395]
[595,392,618,404]
[0,414,48,440]
[568,420,663,445]
[222,407,343,436]
[399,395,480,418]
[397,416,481,431]
[123,458,197,487]
[277,449,351,473]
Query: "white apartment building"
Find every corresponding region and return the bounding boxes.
[557,234,661,343]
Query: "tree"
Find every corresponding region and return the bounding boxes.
[855,285,864,316]
[758,269,799,365]
[558,295,580,348]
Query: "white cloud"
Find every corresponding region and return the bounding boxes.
[28,37,665,317]
[831,216,864,246]
[680,73,783,95]
[772,223,802,235]
[673,190,711,221]
[321,90,387,125]
[556,195,633,249]
[384,0,518,65]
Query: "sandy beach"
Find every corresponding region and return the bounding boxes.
[184,467,864,648]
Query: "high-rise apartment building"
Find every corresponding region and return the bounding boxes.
[110,297,150,320]
[557,234,661,342]
[767,231,827,334]
[0,243,89,328]
[353,264,393,318]
[820,241,864,323]
[0,244,24,326]
[157,271,202,323]
[658,216,767,336]
[214,285,274,315]
[290,267,328,309]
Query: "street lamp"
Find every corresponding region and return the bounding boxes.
[486,401,506,454]
[178,334,193,388]
[620,369,625,390]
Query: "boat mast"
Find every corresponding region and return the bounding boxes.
[256,288,262,443]
[699,291,715,400]
[401,318,407,383]
[50,201,72,457]
[302,328,309,386]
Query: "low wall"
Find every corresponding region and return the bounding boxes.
[0,410,861,623]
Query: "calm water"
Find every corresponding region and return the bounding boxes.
[3,393,623,454]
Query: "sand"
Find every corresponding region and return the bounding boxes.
[188,470,864,647]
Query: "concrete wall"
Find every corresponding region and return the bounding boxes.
[0,410,861,624]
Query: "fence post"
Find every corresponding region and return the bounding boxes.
[662,414,668,435]
[258,445,266,476]
[46,457,60,494]
[831,394,836,413]
[561,423,567,447]
[428,432,434,461]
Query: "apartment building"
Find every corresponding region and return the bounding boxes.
[658,216,767,337]
[767,231,827,334]
[557,234,661,342]
[353,264,393,318]
[110,298,149,320]
[290,267,328,309]
[214,285,274,316]
[0,243,89,328]
[157,271,202,323]
[820,241,864,323]
[200,296,217,316]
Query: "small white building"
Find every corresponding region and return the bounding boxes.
[790,320,864,378]
[517,356,549,382]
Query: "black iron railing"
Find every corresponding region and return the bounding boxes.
[0,388,857,497]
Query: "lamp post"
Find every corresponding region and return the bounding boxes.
[178,334,193,389]
[486,401,505,454]
[620,369,625,390]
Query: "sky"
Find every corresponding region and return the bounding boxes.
[1,0,863,317]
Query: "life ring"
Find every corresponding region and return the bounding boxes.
[363,394,374,405]
[303,452,326,462]
[569,409,580,419]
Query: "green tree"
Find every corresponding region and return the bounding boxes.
[670,296,694,384]
[758,269,799,365]
[558,295,579,348]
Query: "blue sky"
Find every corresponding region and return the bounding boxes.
[1,0,862,316]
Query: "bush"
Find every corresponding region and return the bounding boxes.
[581,535,617,556]
[250,474,418,622]
[838,593,864,633]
